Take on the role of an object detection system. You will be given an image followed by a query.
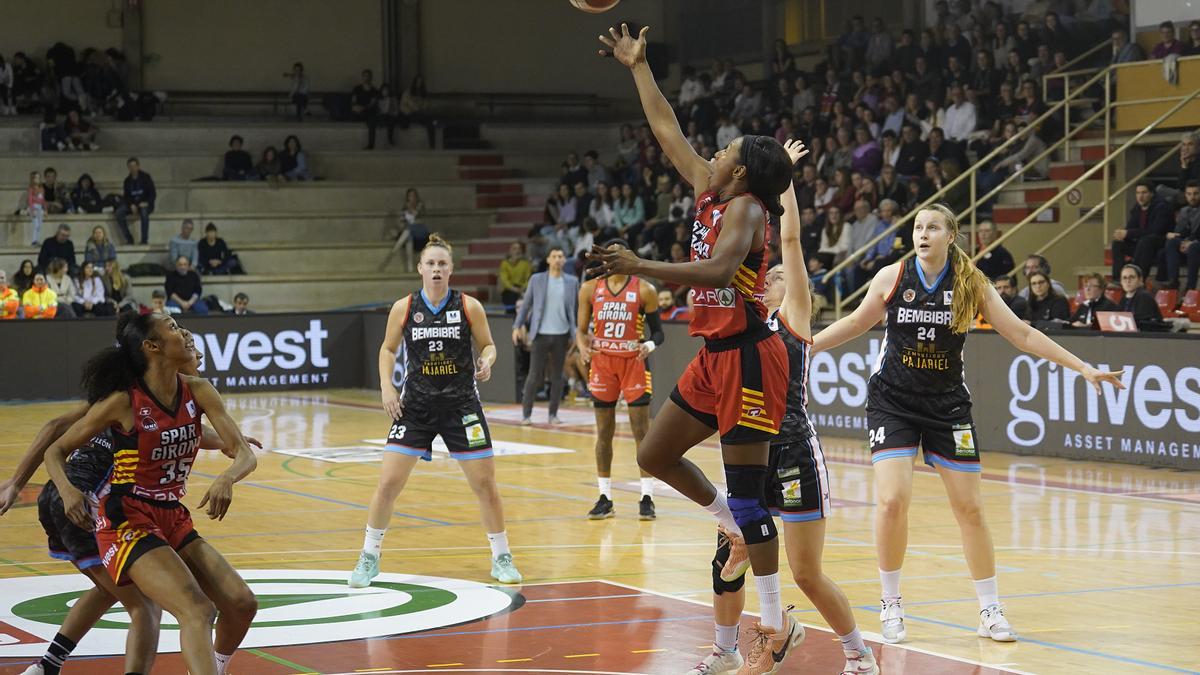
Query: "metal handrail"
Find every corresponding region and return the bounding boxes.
[823,69,1107,308]
[1042,38,1113,100]
[973,88,1200,265]
[1034,142,1182,256]
[831,85,1199,314]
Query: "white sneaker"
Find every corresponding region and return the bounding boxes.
[20,663,45,675]
[686,649,742,674]
[841,648,879,674]
[978,604,1017,642]
[880,598,906,644]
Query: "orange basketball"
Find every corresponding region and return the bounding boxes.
[569,0,620,13]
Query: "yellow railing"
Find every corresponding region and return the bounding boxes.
[826,67,1108,318]
[829,56,1198,318]
[973,88,1200,267]
[1034,142,1181,257]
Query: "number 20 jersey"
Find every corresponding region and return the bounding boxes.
[106,375,204,502]
[871,258,967,396]
[590,277,645,357]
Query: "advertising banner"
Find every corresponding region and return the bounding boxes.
[805,330,1200,470]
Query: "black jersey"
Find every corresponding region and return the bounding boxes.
[871,258,967,396]
[399,290,478,407]
[64,431,115,494]
[767,309,815,443]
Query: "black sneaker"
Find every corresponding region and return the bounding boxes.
[638,495,656,520]
[588,495,614,520]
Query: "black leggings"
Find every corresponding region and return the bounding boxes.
[521,333,569,419]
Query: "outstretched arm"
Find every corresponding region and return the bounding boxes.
[776,139,812,339]
[811,262,898,353]
[599,24,711,189]
[0,403,88,515]
[980,284,1125,393]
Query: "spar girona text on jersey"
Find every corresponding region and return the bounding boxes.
[106,375,205,502]
[687,190,771,339]
[590,276,646,356]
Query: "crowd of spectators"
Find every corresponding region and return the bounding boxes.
[221,134,312,182]
[3,214,249,319]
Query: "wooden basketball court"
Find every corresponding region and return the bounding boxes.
[1,390,1197,674]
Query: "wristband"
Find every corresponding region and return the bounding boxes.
[641,341,656,353]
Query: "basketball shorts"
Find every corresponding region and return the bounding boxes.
[385,399,493,461]
[670,329,787,444]
[37,480,101,570]
[95,492,200,585]
[866,381,980,472]
[767,435,832,522]
[588,352,652,407]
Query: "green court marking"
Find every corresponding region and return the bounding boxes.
[13,578,456,629]
[0,555,49,576]
[246,647,321,674]
[280,456,312,479]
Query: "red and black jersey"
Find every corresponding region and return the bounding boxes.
[590,276,645,357]
[686,190,770,340]
[107,375,204,503]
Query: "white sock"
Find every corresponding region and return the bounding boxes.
[755,572,783,632]
[838,628,866,653]
[703,492,742,536]
[715,622,739,653]
[214,651,233,675]
[363,526,386,557]
[597,477,612,498]
[486,531,510,558]
[640,477,655,498]
[880,568,901,603]
[974,575,1000,610]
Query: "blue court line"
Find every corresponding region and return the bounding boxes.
[853,580,1200,611]
[900,612,1200,674]
[192,471,452,526]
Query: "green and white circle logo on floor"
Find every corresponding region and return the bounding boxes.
[0,570,519,657]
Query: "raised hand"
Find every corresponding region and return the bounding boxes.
[598,23,649,68]
[585,244,642,279]
[783,138,809,166]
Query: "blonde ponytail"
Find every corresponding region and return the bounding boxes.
[919,204,988,334]
[949,243,987,333]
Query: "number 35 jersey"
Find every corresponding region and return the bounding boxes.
[871,258,967,396]
[590,276,645,357]
[399,290,478,407]
[107,375,204,502]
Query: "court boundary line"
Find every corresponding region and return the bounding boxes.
[599,580,1039,675]
[314,396,1200,509]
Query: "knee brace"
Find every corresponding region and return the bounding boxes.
[725,464,777,545]
[711,531,747,594]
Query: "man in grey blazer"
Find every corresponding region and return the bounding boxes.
[512,247,579,424]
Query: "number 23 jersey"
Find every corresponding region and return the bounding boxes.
[871,258,967,396]
[106,375,204,502]
[399,290,478,406]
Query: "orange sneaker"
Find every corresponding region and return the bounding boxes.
[735,609,803,675]
[717,525,751,582]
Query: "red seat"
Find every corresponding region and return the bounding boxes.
[1156,289,1178,316]
[1181,290,1200,322]
[1104,288,1123,305]
[1069,289,1084,314]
